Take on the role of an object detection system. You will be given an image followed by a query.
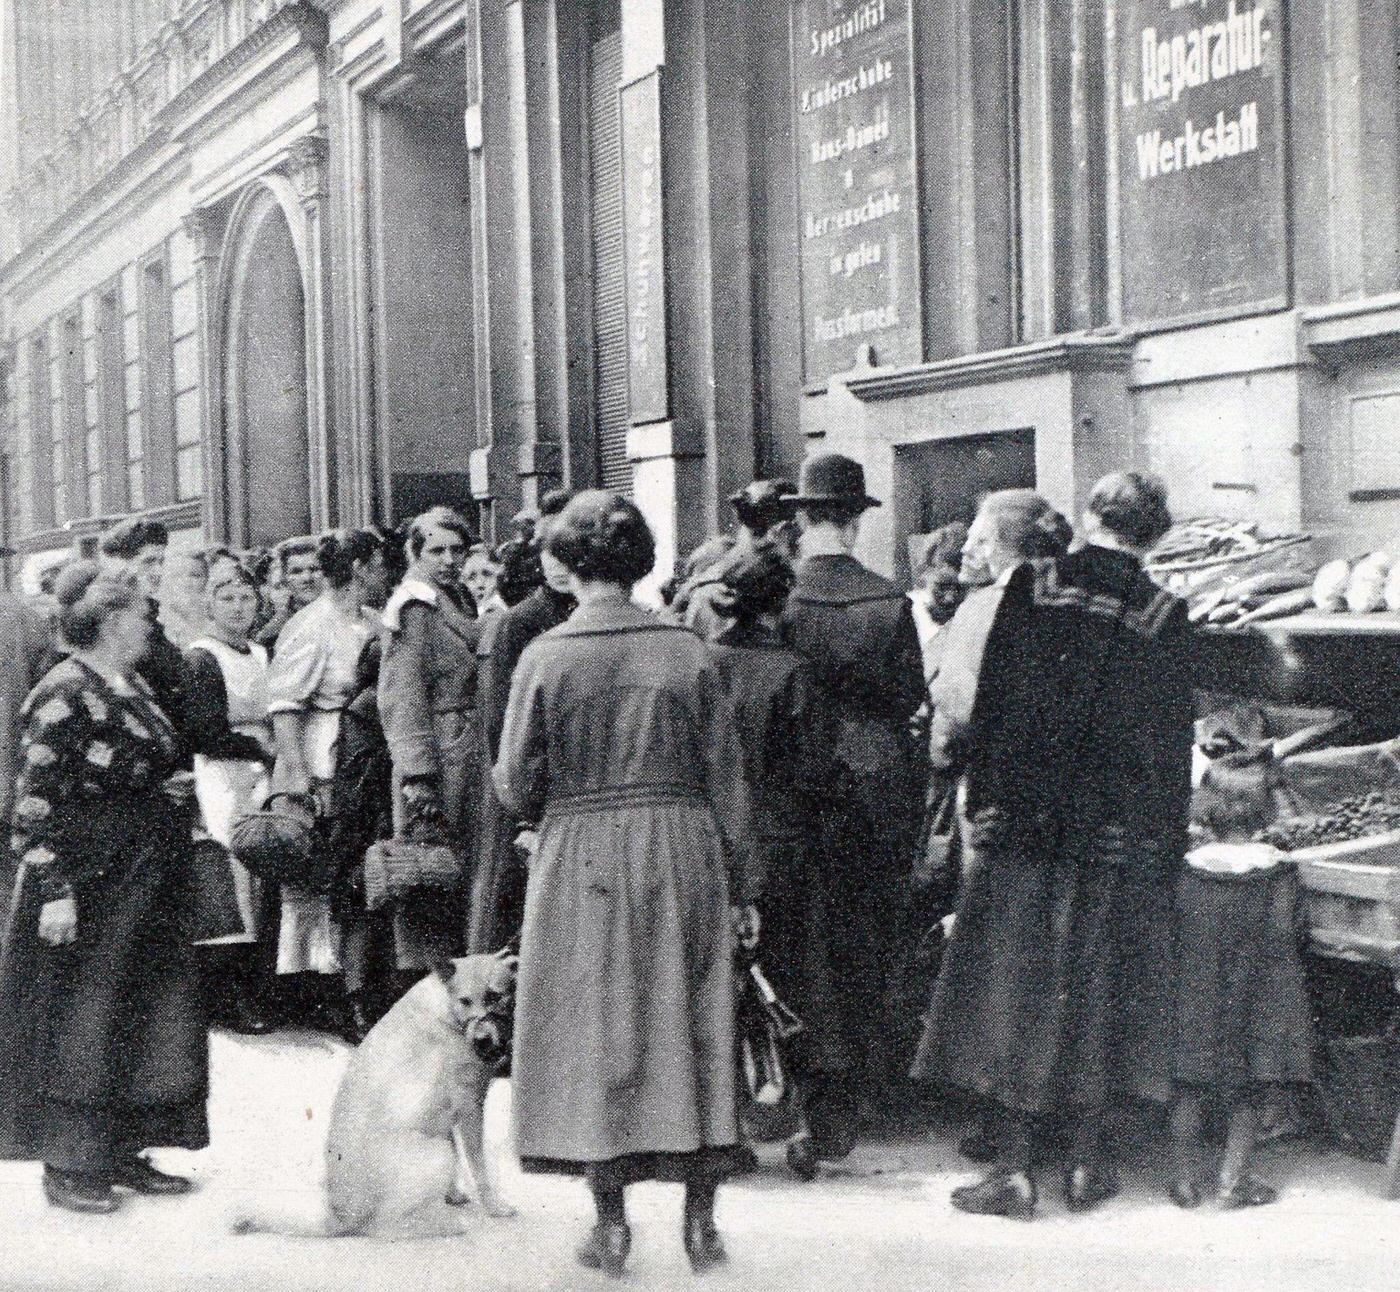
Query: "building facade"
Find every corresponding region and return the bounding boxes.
[1,0,1398,590]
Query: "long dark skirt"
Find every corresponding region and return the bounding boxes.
[911,824,1177,1116]
[1175,865,1314,1089]
[465,779,527,955]
[0,845,209,1173]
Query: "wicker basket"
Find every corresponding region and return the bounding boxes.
[363,838,465,912]
[229,791,336,893]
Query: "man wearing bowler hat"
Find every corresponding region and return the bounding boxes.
[780,452,925,1174]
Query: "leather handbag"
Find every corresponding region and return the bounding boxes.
[362,838,465,912]
[736,958,804,1109]
[229,791,336,893]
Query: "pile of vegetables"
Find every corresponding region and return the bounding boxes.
[1257,789,1400,851]
[1309,551,1400,615]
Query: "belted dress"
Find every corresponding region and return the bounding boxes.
[494,596,754,1181]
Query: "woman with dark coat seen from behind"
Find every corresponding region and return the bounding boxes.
[0,562,207,1215]
[705,540,846,1182]
[913,474,1191,1220]
[494,491,756,1277]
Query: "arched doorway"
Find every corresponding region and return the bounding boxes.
[221,185,312,547]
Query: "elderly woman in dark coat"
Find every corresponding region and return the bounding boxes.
[0,563,207,1215]
[495,491,755,1278]
[377,507,482,970]
[913,474,1192,1220]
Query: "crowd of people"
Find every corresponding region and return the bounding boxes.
[0,452,1317,1274]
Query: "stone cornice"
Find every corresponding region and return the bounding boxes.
[840,330,1138,401]
[1302,293,1400,366]
[3,1,328,272]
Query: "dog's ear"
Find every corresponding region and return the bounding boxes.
[430,958,456,986]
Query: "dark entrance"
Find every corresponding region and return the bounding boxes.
[894,429,1036,580]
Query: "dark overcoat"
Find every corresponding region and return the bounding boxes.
[466,585,573,953]
[779,552,926,1075]
[495,597,753,1177]
[708,623,850,1075]
[912,545,1194,1114]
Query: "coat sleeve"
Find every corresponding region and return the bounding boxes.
[697,656,758,903]
[266,614,329,715]
[480,612,522,764]
[883,599,928,723]
[182,648,268,763]
[378,601,440,783]
[492,645,548,820]
[927,585,1008,771]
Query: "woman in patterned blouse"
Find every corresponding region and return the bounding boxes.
[0,563,208,1216]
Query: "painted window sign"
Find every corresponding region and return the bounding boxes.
[1118,0,1288,323]
[792,0,922,385]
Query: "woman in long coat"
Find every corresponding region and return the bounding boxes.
[378,506,482,970]
[704,541,846,1182]
[912,475,1192,1219]
[495,491,755,1278]
[0,563,207,1214]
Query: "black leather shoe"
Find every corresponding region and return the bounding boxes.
[1218,1176,1277,1210]
[1064,1164,1119,1213]
[1169,1180,1203,1210]
[43,1168,120,1215]
[577,1221,631,1278]
[786,1133,819,1182]
[951,1170,1036,1220]
[111,1154,194,1196]
[683,1216,729,1273]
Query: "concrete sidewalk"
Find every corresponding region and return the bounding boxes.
[0,1029,1394,1292]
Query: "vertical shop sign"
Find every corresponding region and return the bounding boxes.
[792,0,922,385]
[1118,0,1287,323]
[621,74,669,426]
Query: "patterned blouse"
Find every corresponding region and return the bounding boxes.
[11,657,182,903]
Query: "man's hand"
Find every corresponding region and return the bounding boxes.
[38,897,77,946]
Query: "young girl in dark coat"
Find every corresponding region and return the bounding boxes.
[1170,754,1315,1209]
[707,541,845,1180]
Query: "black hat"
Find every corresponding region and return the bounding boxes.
[791,453,880,509]
[729,479,796,532]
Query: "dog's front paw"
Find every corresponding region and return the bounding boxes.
[445,1185,472,1207]
[483,1198,517,1219]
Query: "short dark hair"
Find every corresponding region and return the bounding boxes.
[494,537,544,606]
[407,506,475,561]
[99,517,168,560]
[55,560,140,649]
[546,491,655,587]
[319,528,392,590]
[1088,471,1173,550]
[721,540,795,624]
[797,500,864,528]
[538,488,573,519]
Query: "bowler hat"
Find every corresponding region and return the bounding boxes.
[791,453,881,509]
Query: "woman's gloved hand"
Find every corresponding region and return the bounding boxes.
[730,904,760,951]
[38,896,78,946]
[402,776,448,842]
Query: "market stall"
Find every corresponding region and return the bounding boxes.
[1174,534,1400,1196]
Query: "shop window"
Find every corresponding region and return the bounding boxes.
[1349,393,1400,502]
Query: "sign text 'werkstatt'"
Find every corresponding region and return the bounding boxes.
[792,0,922,385]
[1118,0,1287,323]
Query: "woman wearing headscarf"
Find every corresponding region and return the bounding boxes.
[0,563,206,1214]
[913,474,1191,1219]
[495,491,755,1277]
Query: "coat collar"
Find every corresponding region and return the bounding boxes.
[791,553,902,607]
[553,595,679,638]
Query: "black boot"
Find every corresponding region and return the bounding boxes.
[682,1175,728,1273]
[43,1167,119,1215]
